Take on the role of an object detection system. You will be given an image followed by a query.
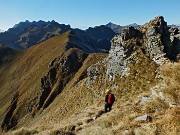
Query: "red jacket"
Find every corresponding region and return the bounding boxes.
[105,93,115,104]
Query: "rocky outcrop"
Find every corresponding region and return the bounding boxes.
[38,48,88,109]
[139,16,179,61]
[106,16,180,80]
[134,114,152,122]
[106,26,141,80]
[169,27,180,60]
[141,16,171,64]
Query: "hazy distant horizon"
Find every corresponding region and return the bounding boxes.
[0,0,180,30]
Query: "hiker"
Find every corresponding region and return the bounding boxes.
[104,89,115,113]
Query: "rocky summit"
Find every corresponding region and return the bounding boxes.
[0,16,180,135]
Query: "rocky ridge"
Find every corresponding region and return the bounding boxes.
[106,16,180,81]
[86,16,180,110]
[83,16,180,134]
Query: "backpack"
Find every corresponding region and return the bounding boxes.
[107,94,115,104]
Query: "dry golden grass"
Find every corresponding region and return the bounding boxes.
[6,61,180,135]
[0,31,70,129]
[12,127,38,135]
[160,63,180,106]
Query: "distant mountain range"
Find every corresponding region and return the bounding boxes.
[168,24,180,28]
[105,22,140,33]
[72,25,115,51]
[0,20,179,51]
[0,20,71,49]
[0,20,116,52]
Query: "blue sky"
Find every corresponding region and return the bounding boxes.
[0,0,180,30]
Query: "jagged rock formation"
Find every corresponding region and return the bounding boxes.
[106,16,180,81]
[169,27,180,59]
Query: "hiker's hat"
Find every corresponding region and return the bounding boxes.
[106,89,111,93]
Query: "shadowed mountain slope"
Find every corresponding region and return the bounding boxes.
[72,25,116,52]
[0,45,17,64]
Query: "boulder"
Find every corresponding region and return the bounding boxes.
[134,114,152,122]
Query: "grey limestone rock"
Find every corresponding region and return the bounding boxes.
[134,114,152,122]
[106,35,130,81]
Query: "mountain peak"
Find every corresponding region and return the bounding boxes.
[25,20,30,23]
[106,22,122,33]
[149,16,167,27]
[106,22,117,26]
[106,22,121,27]
[127,23,139,27]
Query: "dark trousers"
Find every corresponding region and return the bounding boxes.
[104,103,113,113]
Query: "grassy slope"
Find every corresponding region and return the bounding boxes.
[0,31,70,128]
[27,53,107,128]
[0,30,108,134]
[11,50,180,135]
